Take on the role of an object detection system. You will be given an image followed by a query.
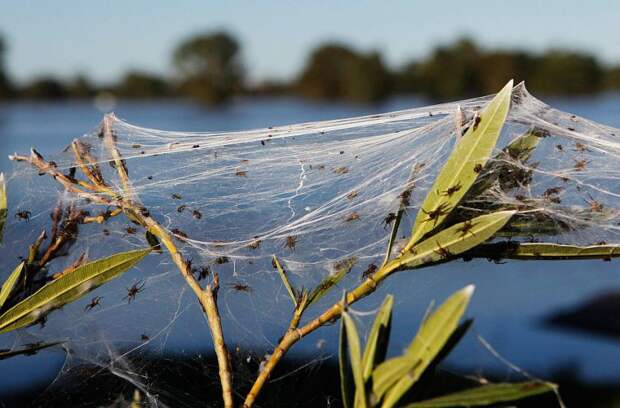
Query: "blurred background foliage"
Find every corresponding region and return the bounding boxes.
[0,31,619,105]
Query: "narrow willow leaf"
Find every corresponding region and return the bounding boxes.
[470,242,620,261]
[307,257,356,306]
[343,312,368,408]
[273,255,297,306]
[361,295,393,380]
[383,209,404,266]
[380,211,515,279]
[339,304,353,408]
[0,249,150,333]
[0,262,25,309]
[408,80,513,248]
[373,285,475,407]
[0,341,64,361]
[0,173,6,243]
[404,381,556,407]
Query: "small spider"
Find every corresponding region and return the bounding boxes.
[361,263,377,280]
[214,256,230,264]
[235,170,247,177]
[555,144,564,152]
[124,281,145,304]
[141,334,150,341]
[84,296,103,311]
[346,191,358,200]
[473,163,483,173]
[177,205,187,213]
[334,167,349,175]
[439,182,462,197]
[171,228,188,239]
[229,282,252,293]
[383,212,397,228]
[399,189,412,208]
[196,266,210,281]
[102,229,110,236]
[260,140,265,146]
[433,242,453,260]
[456,220,476,237]
[574,142,588,152]
[284,235,297,250]
[344,211,360,222]
[125,226,137,235]
[421,202,452,227]
[574,159,588,171]
[171,193,182,200]
[192,144,200,148]
[192,210,203,219]
[248,239,261,250]
[132,144,142,149]
[584,194,604,212]
[15,210,32,221]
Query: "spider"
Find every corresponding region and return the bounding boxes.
[260,140,265,146]
[456,220,476,237]
[585,194,604,212]
[284,235,297,250]
[132,144,141,149]
[141,334,150,341]
[124,281,145,304]
[574,142,589,153]
[346,191,358,200]
[177,205,187,213]
[229,282,252,293]
[214,256,230,264]
[555,144,564,152]
[334,167,349,175]
[171,193,182,200]
[344,211,360,222]
[15,210,32,221]
[473,163,483,173]
[125,226,137,235]
[421,202,451,227]
[171,228,188,239]
[248,239,261,250]
[192,144,200,148]
[399,189,412,207]
[433,242,453,260]
[574,159,588,171]
[196,266,210,281]
[192,210,203,219]
[439,182,462,197]
[84,296,103,311]
[235,170,247,177]
[383,212,397,228]
[361,263,378,280]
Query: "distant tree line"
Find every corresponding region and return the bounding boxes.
[1,32,619,105]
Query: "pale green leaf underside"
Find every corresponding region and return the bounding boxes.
[373,285,475,407]
[409,80,513,246]
[361,294,393,380]
[0,262,25,309]
[404,381,556,407]
[0,248,150,333]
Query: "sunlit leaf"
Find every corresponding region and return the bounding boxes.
[404,381,557,407]
[0,248,150,333]
[0,262,25,309]
[469,242,620,261]
[0,341,64,361]
[380,211,515,279]
[373,285,475,407]
[339,302,353,408]
[361,295,393,380]
[407,80,513,247]
[308,257,356,306]
[0,173,6,243]
[273,255,297,306]
[343,312,368,408]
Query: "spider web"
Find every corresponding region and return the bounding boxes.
[2,82,620,406]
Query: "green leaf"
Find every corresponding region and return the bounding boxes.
[403,381,557,407]
[307,257,356,306]
[361,295,393,380]
[407,80,513,248]
[0,341,64,361]
[0,248,150,333]
[339,303,353,408]
[273,255,297,306]
[0,262,25,310]
[343,312,368,408]
[0,173,6,243]
[373,285,475,408]
[380,211,515,279]
[470,242,620,261]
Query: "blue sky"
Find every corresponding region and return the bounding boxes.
[1,0,618,85]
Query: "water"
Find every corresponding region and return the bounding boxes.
[1,94,620,398]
